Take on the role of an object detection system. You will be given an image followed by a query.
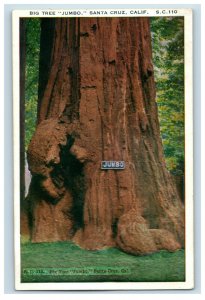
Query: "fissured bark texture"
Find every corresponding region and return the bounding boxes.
[26,17,185,254]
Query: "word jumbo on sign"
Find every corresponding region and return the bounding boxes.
[101,161,125,169]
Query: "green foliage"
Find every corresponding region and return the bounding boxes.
[21,241,185,282]
[151,17,184,175]
[25,18,40,149]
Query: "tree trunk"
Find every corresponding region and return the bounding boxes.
[27,17,184,255]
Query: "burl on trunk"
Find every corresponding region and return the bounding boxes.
[25,17,184,255]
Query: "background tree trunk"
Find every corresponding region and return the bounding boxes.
[20,19,26,200]
[27,17,184,255]
[19,19,29,237]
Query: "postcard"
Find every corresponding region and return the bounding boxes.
[12,8,193,290]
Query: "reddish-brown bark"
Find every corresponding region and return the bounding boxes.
[26,17,184,255]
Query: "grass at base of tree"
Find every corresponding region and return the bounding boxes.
[21,241,185,283]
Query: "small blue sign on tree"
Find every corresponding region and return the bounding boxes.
[101,161,125,170]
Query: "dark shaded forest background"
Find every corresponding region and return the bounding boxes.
[24,17,184,177]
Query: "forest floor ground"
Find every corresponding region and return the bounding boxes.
[21,240,185,283]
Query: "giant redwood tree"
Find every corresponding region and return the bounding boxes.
[25,17,185,255]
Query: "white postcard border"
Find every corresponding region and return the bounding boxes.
[12,8,193,291]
